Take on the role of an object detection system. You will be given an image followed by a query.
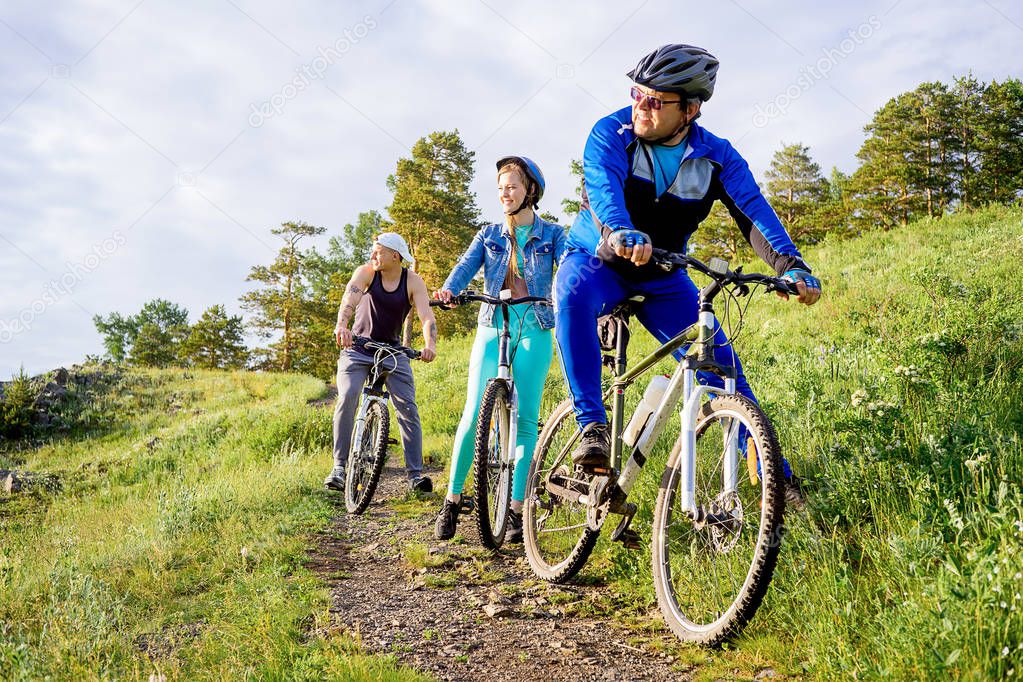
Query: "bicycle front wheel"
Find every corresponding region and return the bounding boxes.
[523,398,600,582]
[473,380,514,549]
[652,394,785,646]
[345,400,389,515]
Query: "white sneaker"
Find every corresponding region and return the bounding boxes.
[323,466,345,491]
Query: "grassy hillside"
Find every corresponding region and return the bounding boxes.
[415,204,1023,679]
[3,205,1020,680]
[0,369,425,681]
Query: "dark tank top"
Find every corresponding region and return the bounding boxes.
[352,268,413,345]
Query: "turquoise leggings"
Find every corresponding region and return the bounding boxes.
[447,308,553,502]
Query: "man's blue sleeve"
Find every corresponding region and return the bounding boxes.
[716,141,810,275]
[582,117,635,235]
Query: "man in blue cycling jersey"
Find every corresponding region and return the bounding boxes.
[556,44,821,502]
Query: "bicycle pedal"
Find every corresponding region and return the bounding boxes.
[387,438,399,446]
[459,498,476,514]
[614,529,642,551]
[575,464,614,477]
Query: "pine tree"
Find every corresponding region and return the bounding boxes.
[94,299,189,367]
[977,78,1023,204]
[688,202,753,263]
[178,305,248,369]
[763,143,830,243]
[806,168,857,241]
[561,158,584,220]
[126,300,190,367]
[951,74,985,210]
[849,92,927,229]
[386,130,481,340]
[340,210,390,270]
[241,221,326,371]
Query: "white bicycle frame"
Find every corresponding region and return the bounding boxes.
[610,311,740,517]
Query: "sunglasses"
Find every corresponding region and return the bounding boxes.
[630,86,684,110]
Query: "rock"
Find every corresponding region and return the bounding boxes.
[53,368,69,386]
[486,589,511,605]
[1,469,61,494]
[483,604,513,618]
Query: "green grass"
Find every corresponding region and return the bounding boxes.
[4,205,1022,679]
[413,204,1023,679]
[0,369,428,681]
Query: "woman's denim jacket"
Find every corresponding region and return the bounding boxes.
[442,216,567,330]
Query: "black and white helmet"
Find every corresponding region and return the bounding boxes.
[627,44,719,101]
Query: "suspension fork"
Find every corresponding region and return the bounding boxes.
[496,304,517,465]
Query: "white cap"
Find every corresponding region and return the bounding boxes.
[374,232,413,262]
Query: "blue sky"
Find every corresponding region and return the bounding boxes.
[1,0,1021,377]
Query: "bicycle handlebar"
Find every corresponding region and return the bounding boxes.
[433,291,552,309]
[353,335,421,360]
[650,248,799,296]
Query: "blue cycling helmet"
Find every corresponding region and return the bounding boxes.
[496,155,545,211]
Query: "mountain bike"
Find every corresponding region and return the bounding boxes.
[344,336,422,515]
[522,250,798,645]
[438,290,551,549]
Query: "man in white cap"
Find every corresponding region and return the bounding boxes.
[325,232,438,493]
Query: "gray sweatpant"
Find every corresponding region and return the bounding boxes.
[331,348,424,481]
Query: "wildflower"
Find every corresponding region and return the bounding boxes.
[851,389,868,407]
[1003,647,1010,657]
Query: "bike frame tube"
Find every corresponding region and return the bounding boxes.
[609,304,732,506]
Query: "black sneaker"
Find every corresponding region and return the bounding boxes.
[434,499,460,540]
[410,476,433,493]
[784,475,806,510]
[505,509,523,544]
[323,466,345,491]
[572,422,611,471]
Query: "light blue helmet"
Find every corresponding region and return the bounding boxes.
[496,155,545,208]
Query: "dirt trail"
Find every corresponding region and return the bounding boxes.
[307,464,695,681]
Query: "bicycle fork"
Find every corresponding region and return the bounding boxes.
[350,393,385,464]
[496,361,520,476]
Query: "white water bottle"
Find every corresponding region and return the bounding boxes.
[622,374,670,447]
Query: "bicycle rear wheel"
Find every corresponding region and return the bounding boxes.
[523,398,600,582]
[473,380,514,549]
[345,399,389,515]
[652,394,785,646]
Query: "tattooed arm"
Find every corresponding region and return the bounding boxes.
[408,271,437,363]
[335,265,373,349]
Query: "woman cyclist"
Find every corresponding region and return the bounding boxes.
[433,156,566,543]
